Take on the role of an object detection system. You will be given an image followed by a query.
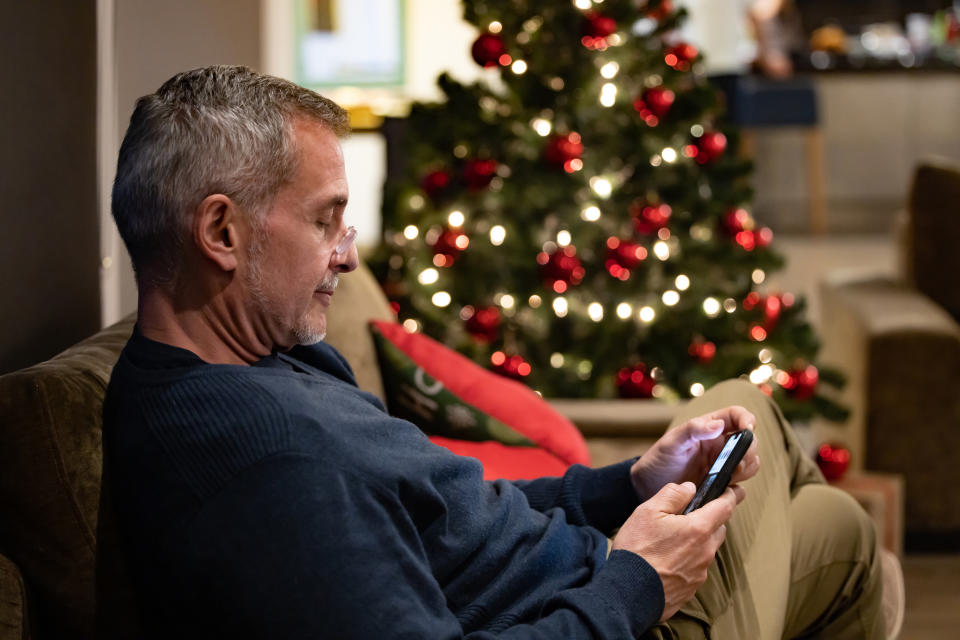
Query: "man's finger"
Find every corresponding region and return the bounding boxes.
[684,417,726,442]
[711,405,756,433]
[653,482,697,513]
[728,484,746,504]
[689,487,738,527]
[731,439,760,483]
[709,523,727,550]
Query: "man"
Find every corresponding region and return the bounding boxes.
[103,66,884,638]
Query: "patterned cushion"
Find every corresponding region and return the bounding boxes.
[370,320,590,475]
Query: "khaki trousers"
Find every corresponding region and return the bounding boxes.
[641,380,885,640]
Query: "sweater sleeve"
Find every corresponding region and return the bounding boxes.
[168,453,661,639]
[513,459,640,534]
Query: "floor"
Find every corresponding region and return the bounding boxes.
[899,554,960,639]
[774,233,960,640]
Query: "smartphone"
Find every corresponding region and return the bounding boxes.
[682,429,753,515]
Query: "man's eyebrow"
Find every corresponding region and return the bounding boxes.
[310,194,349,213]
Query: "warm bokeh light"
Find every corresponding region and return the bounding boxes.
[587,302,604,322]
[447,210,465,227]
[702,297,721,317]
[417,268,439,285]
[552,296,569,317]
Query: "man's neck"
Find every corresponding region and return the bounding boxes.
[137,289,271,366]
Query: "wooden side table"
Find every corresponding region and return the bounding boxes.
[829,472,904,558]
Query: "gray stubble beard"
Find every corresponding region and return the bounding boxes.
[245,234,337,347]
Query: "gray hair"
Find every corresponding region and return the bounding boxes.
[111,65,349,290]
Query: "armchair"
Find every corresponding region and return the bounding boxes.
[818,158,960,550]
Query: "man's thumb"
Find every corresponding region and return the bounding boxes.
[652,482,697,514]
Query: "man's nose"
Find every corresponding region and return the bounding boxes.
[331,238,359,273]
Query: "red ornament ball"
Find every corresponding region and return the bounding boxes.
[544,132,584,168]
[696,131,727,164]
[722,208,754,234]
[648,0,675,20]
[605,237,648,280]
[537,246,585,292]
[816,443,851,481]
[462,158,498,190]
[743,292,793,332]
[755,226,774,247]
[464,305,501,342]
[630,200,672,235]
[688,339,717,364]
[421,169,452,200]
[616,364,656,399]
[582,12,617,39]
[431,228,470,266]
[490,351,531,380]
[782,364,819,400]
[472,32,507,68]
[735,230,758,251]
[640,87,676,118]
[733,227,774,251]
[665,42,698,69]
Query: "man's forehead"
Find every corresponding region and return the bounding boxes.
[290,119,348,196]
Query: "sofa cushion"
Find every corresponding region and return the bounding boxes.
[322,262,398,402]
[0,315,134,639]
[370,320,590,468]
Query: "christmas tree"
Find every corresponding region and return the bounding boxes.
[371,0,846,423]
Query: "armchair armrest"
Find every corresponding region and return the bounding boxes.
[548,399,681,468]
[547,399,678,438]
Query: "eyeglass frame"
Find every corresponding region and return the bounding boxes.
[332,225,358,259]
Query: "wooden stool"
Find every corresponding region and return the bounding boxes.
[829,471,905,558]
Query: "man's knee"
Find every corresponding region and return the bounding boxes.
[792,484,878,565]
[701,379,774,414]
[700,379,783,436]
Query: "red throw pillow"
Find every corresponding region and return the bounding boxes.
[428,436,571,481]
[370,320,590,470]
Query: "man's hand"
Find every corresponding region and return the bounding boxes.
[612,481,745,622]
[630,406,760,503]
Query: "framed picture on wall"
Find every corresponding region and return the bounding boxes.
[296,0,406,88]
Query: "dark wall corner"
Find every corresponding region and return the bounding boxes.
[0,0,101,373]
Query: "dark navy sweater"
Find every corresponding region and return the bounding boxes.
[102,329,664,638]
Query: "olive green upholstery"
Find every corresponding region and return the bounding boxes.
[0,554,27,640]
[0,317,134,639]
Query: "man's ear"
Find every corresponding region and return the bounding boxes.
[193,194,243,272]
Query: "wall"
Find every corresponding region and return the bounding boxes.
[752,73,960,233]
[262,0,485,251]
[0,0,100,373]
[101,0,262,324]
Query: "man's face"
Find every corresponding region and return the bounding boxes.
[243,118,357,349]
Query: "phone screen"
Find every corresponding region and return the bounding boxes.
[708,431,743,475]
[682,430,751,514]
